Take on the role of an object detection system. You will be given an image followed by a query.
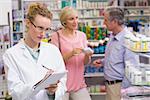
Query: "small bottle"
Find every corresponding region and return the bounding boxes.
[134,70,142,85]
[145,70,150,85]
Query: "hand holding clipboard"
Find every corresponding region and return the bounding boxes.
[33,66,67,92]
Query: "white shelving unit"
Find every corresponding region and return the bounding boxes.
[122,1,150,24]
[92,54,105,57]
[85,53,106,100]
[0,26,11,100]
[0,5,12,98]
[90,92,106,96]
[11,0,109,45]
[12,8,23,45]
[84,72,104,77]
[122,52,150,99]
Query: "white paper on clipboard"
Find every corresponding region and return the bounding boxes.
[33,70,67,91]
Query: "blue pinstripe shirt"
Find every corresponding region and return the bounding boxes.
[104,27,138,88]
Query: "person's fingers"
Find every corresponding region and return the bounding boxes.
[93,60,99,64]
[46,88,57,94]
[45,84,58,89]
[73,48,83,55]
[93,59,102,67]
[85,51,93,56]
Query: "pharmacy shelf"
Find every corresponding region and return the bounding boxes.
[13,19,22,22]
[138,53,150,58]
[92,54,105,57]
[90,26,105,28]
[124,6,150,9]
[90,92,106,96]
[77,8,105,10]
[123,5,150,20]
[52,8,105,11]
[84,72,104,78]
[88,40,100,42]
[80,16,104,19]
[53,16,104,21]
[13,31,23,34]
[125,14,150,17]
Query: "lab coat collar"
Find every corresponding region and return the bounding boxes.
[18,39,46,65]
[20,40,36,64]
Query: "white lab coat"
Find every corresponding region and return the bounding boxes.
[3,40,67,100]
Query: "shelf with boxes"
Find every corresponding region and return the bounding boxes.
[11,0,109,45]
[0,74,8,99]
[124,6,150,18]
[85,75,106,99]
[78,24,109,55]
[125,32,150,52]
[92,54,105,57]
[125,54,150,86]
[79,16,109,99]
[119,0,150,34]
[52,8,105,20]
[122,53,150,99]
[124,32,150,85]
[124,0,149,7]
[84,52,106,99]
[121,32,150,99]
[23,0,108,19]
[122,1,150,33]
[0,26,11,56]
[0,1,12,98]
[84,55,106,99]
[0,25,11,99]
[84,72,104,78]
[51,6,105,20]
[84,38,107,99]
[12,9,23,45]
[87,84,106,96]
[122,31,150,100]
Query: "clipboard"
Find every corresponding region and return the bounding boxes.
[33,70,67,91]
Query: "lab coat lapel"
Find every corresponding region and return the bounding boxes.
[37,49,42,66]
[22,42,47,81]
[19,40,36,64]
[37,42,45,66]
[23,48,36,64]
[37,42,52,69]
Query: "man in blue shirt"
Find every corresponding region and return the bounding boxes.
[93,7,138,100]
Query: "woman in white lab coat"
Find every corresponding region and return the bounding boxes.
[3,3,66,100]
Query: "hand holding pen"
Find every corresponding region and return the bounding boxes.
[42,65,54,78]
[42,65,53,70]
[42,65,59,94]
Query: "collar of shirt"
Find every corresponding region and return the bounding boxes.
[111,26,127,41]
[24,42,40,61]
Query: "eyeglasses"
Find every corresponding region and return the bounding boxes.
[29,19,52,33]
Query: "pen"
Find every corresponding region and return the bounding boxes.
[42,65,54,75]
[42,65,52,70]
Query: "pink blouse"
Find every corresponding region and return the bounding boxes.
[51,29,88,92]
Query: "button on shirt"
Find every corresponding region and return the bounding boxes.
[104,27,138,88]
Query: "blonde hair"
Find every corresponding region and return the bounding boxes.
[59,6,77,26]
[26,2,53,21]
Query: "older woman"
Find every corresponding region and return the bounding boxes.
[51,6,92,100]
